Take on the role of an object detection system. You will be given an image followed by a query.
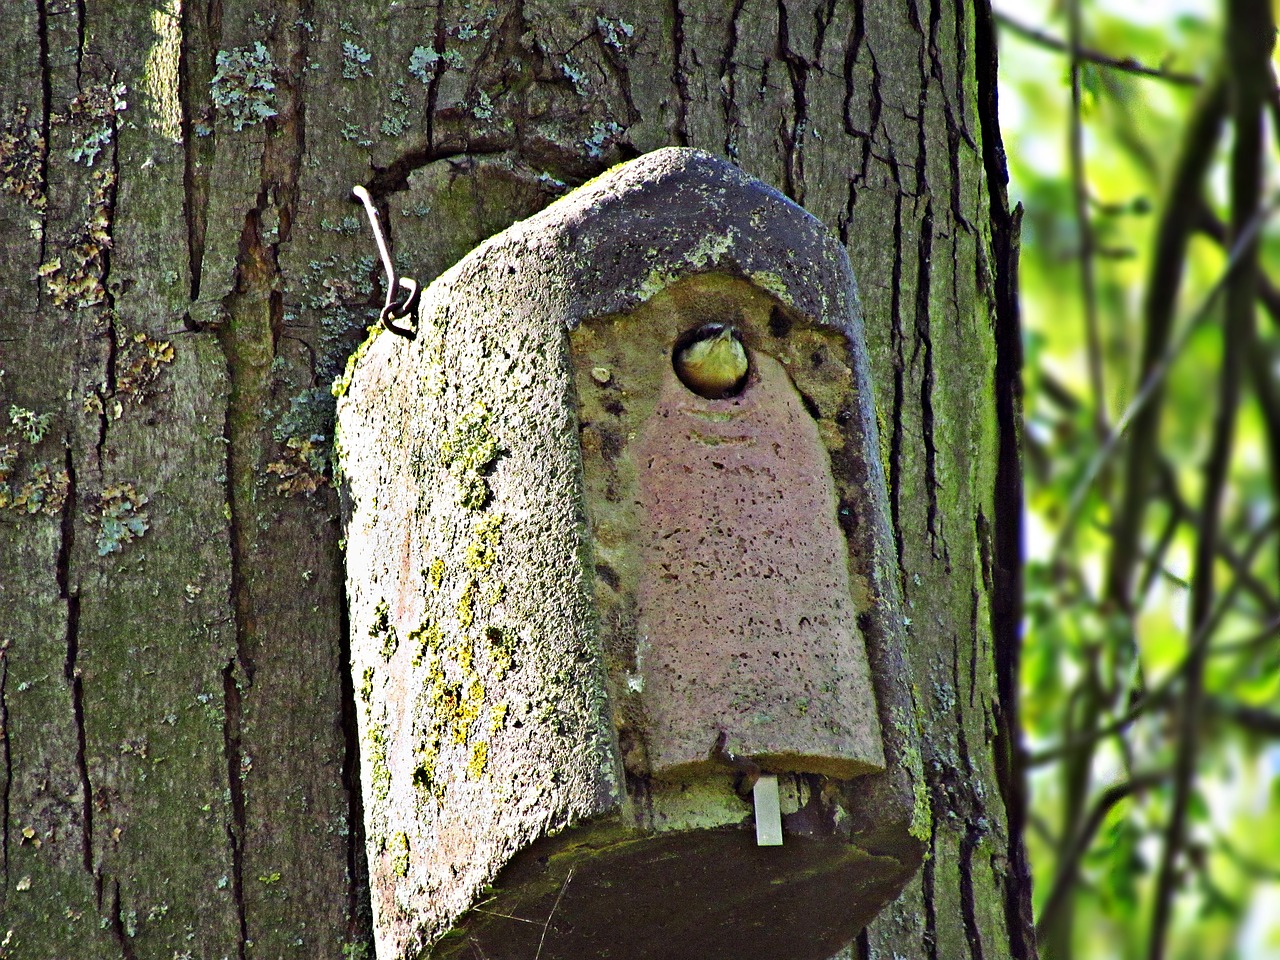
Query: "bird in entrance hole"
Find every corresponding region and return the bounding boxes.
[673,323,749,400]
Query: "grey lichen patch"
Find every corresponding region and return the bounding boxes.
[91,482,151,556]
[0,435,69,515]
[341,41,373,80]
[210,42,278,130]
[55,81,128,167]
[266,387,336,497]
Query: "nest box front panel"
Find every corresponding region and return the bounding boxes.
[573,273,885,785]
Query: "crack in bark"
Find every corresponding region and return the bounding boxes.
[54,445,95,878]
[921,812,939,960]
[65,588,91,876]
[73,0,87,85]
[973,0,1035,954]
[35,0,52,275]
[95,115,123,466]
[952,636,988,960]
[107,876,139,960]
[335,561,372,941]
[177,0,219,303]
[912,201,943,557]
[959,823,986,960]
[888,189,906,571]
[422,0,448,150]
[669,0,690,146]
[221,660,249,960]
[0,638,10,887]
[840,0,876,191]
[774,0,810,203]
[717,0,746,162]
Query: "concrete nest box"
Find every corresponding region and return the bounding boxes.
[336,148,925,960]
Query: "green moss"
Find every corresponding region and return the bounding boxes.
[892,708,931,843]
[358,666,374,704]
[332,323,381,399]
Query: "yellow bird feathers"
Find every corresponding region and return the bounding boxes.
[674,324,749,399]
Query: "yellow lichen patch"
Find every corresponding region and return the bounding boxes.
[467,741,488,780]
[116,330,175,401]
[266,436,328,496]
[425,557,445,592]
[39,170,116,310]
[464,513,504,573]
[409,620,444,667]
[0,105,46,210]
[457,577,477,629]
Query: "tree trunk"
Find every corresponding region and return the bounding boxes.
[0,1,1029,958]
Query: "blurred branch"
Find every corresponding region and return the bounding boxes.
[1158,460,1280,617]
[1204,697,1280,735]
[1034,770,1171,941]
[1066,0,1110,448]
[1193,193,1280,578]
[1148,4,1272,952]
[995,13,1203,86]
[1191,203,1280,324]
[1104,74,1228,611]
[1030,514,1280,768]
[1051,183,1274,567]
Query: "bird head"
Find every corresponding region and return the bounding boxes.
[673,323,749,399]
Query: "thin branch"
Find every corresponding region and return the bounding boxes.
[534,867,573,960]
[1204,697,1280,736]
[1159,460,1280,618]
[1104,74,1229,610]
[1148,4,1271,952]
[1067,0,1109,443]
[1051,188,1277,567]
[1190,202,1280,325]
[1030,515,1280,767]
[1035,770,1171,940]
[1190,202,1280,525]
[994,13,1203,86]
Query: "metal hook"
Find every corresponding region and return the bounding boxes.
[352,185,419,338]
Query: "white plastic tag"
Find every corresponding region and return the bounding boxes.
[753,775,783,846]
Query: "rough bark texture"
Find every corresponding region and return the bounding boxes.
[0,1,1029,959]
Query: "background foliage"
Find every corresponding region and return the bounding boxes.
[998,0,1280,957]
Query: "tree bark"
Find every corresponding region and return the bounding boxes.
[0,1,1029,958]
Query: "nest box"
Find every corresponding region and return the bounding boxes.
[336,148,925,960]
